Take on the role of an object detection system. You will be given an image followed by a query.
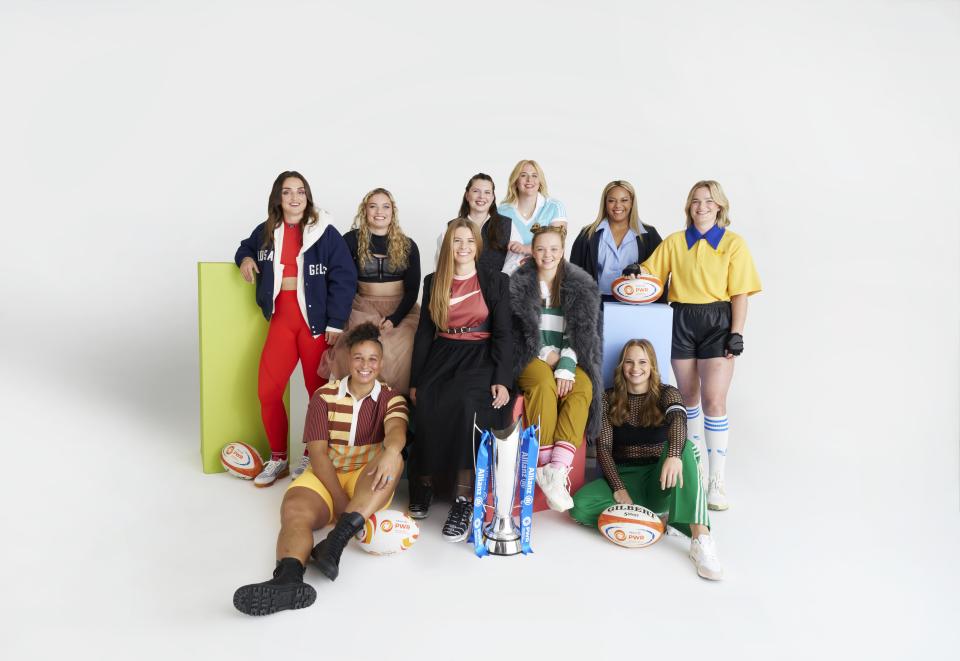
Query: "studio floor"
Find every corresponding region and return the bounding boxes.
[4,366,958,661]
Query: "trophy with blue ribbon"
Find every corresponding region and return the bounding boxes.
[470,417,539,557]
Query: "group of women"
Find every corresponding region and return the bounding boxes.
[234,161,761,583]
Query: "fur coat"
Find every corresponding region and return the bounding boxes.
[509,259,603,440]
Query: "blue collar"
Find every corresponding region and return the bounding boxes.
[685,224,725,250]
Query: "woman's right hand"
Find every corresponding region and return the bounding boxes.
[508,241,530,255]
[612,489,634,505]
[408,388,417,406]
[240,257,259,283]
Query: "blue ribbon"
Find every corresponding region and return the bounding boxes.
[470,429,492,557]
[518,423,539,555]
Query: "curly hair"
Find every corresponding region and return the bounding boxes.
[352,188,410,272]
[343,322,383,351]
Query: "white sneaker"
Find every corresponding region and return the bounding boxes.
[291,455,311,479]
[254,459,289,488]
[689,534,723,580]
[707,476,729,511]
[536,464,574,512]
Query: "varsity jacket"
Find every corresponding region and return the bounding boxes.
[409,268,513,390]
[509,259,604,440]
[234,211,358,337]
[569,223,668,301]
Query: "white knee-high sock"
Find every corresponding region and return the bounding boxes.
[703,414,729,483]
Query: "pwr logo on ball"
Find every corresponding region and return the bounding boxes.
[380,520,394,533]
[358,510,420,555]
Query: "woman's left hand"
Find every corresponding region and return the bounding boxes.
[380,318,395,332]
[556,377,574,398]
[367,447,403,491]
[325,330,341,346]
[491,384,509,409]
[659,457,683,490]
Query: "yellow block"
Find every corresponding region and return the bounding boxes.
[198,262,288,474]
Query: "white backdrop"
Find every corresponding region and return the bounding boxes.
[1,1,958,659]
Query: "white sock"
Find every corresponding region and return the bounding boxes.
[685,404,706,481]
[704,414,729,483]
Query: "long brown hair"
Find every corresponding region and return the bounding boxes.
[260,170,319,249]
[459,173,507,252]
[608,339,664,428]
[530,223,567,307]
[429,218,482,329]
[352,188,410,271]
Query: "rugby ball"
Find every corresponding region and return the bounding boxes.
[220,442,265,480]
[611,275,663,305]
[597,504,665,548]
[356,509,420,555]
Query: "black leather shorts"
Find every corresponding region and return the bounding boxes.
[671,302,731,360]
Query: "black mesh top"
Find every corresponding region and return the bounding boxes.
[597,385,687,493]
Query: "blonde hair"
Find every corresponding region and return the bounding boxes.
[581,180,645,241]
[429,218,483,329]
[608,339,664,428]
[501,159,549,207]
[531,223,567,307]
[684,180,731,229]
[352,188,410,271]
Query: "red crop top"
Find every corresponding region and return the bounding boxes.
[281,223,303,277]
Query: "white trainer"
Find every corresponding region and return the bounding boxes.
[707,476,729,511]
[254,459,289,488]
[689,534,723,580]
[290,455,311,479]
[536,464,574,512]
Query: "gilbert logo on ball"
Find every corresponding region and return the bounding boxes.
[610,275,663,305]
[357,510,420,555]
[597,504,665,548]
[220,441,265,480]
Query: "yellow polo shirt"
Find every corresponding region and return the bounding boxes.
[641,229,761,304]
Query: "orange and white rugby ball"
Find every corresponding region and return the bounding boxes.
[597,504,665,548]
[356,510,420,555]
[220,442,265,479]
[611,275,663,305]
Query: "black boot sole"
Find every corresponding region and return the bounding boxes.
[233,582,316,616]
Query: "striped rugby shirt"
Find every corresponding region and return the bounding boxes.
[538,280,577,381]
[302,378,409,473]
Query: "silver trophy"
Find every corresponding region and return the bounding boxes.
[483,417,524,555]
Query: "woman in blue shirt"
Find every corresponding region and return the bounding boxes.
[570,180,664,301]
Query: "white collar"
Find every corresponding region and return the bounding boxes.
[337,377,382,402]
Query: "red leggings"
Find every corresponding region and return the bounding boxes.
[258,290,328,459]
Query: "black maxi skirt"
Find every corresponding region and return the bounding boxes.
[411,336,512,480]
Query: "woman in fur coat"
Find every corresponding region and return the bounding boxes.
[510,224,603,511]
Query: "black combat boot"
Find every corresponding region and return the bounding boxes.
[310,511,366,581]
[233,557,316,616]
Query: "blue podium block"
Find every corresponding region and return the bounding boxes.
[601,302,674,388]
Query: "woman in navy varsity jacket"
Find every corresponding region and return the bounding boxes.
[235,171,357,487]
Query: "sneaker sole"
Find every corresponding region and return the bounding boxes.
[688,553,723,581]
[254,468,290,488]
[441,530,469,543]
[707,502,729,511]
[408,509,429,520]
[233,582,316,616]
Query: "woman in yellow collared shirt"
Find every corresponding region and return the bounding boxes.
[640,180,761,512]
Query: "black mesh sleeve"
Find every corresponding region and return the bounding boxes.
[597,392,625,493]
[660,385,687,458]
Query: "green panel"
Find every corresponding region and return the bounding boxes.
[198,262,288,474]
